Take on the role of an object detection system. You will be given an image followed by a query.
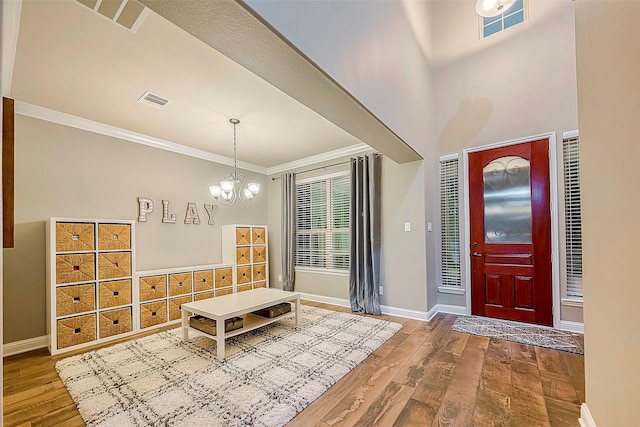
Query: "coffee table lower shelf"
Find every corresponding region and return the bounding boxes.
[185,312,291,340]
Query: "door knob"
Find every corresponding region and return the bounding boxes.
[472,252,482,257]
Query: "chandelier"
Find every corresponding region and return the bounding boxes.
[209,118,260,206]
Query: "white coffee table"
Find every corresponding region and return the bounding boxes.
[181,288,300,360]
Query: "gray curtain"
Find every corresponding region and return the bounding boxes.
[281,172,296,291]
[349,154,382,315]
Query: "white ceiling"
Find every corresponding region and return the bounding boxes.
[9,0,374,171]
[10,0,564,172]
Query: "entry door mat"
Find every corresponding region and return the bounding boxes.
[451,315,583,354]
[56,306,401,427]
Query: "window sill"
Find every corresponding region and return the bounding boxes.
[438,286,465,295]
[561,298,583,308]
[295,267,349,277]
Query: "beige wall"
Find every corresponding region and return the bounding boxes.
[575,1,640,425]
[251,0,434,313]
[431,0,582,322]
[3,115,267,343]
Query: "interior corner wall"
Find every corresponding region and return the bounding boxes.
[431,1,581,322]
[248,0,434,314]
[575,1,640,425]
[3,115,267,344]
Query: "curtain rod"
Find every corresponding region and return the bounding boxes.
[271,160,349,180]
[271,153,382,180]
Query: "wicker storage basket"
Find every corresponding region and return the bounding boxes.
[236,227,250,245]
[194,291,214,301]
[56,254,96,284]
[252,227,266,245]
[253,246,267,263]
[194,270,214,292]
[236,266,252,284]
[189,315,243,335]
[56,283,96,316]
[99,279,131,309]
[169,273,192,296]
[252,302,291,318]
[254,281,267,289]
[216,288,232,297]
[238,284,253,293]
[140,301,167,329]
[56,222,95,252]
[99,307,132,338]
[139,275,167,301]
[236,247,251,265]
[253,264,267,282]
[57,313,96,349]
[98,252,131,280]
[169,295,193,321]
[215,267,233,288]
[97,223,131,250]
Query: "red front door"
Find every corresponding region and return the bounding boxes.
[469,139,552,326]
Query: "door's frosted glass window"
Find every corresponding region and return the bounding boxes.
[483,156,532,243]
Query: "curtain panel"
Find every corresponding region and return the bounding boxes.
[349,154,382,315]
[281,172,296,291]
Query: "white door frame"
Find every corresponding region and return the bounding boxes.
[462,132,561,328]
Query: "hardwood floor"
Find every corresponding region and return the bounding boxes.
[3,301,585,426]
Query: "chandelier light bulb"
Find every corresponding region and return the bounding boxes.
[221,180,234,192]
[243,188,254,200]
[248,183,260,195]
[209,186,221,198]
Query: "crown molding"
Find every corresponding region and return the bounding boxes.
[14,101,268,174]
[267,142,371,176]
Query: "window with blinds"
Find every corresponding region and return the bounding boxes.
[440,156,461,287]
[295,172,350,271]
[481,0,526,38]
[563,136,583,300]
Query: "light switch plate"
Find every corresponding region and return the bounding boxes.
[427,222,432,232]
[404,222,411,232]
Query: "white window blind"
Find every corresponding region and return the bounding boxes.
[563,136,583,300]
[440,156,461,287]
[295,173,350,271]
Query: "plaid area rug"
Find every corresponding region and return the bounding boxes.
[56,305,401,427]
[451,315,583,354]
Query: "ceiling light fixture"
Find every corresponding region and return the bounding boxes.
[209,118,260,206]
[475,0,516,17]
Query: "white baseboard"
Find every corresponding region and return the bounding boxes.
[578,403,596,427]
[3,335,48,357]
[427,303,468,320]
[558,320,585,334]
[299,293,351,308]
[380,304,430,321]
[436,304,468,316]
[299,293,430,321]
[426,304,440,321]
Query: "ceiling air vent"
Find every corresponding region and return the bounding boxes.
[137,91,172,110]
[76,0,149,33]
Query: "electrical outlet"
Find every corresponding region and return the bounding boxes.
[427,221,433,232]
[379,286,383,295]
[278,275,282,282]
